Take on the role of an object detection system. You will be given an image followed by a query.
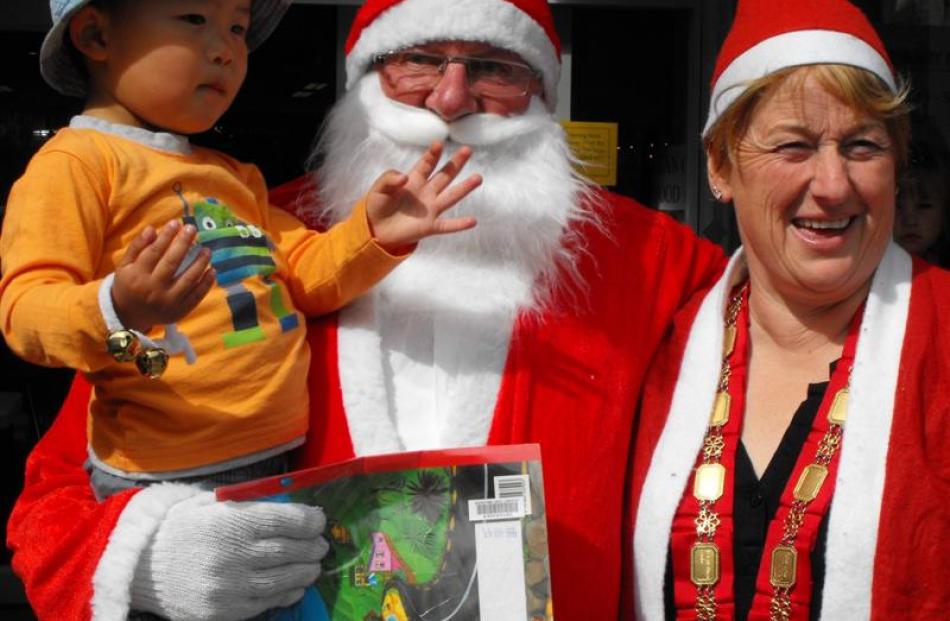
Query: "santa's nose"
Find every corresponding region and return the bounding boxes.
[424,62,479,122]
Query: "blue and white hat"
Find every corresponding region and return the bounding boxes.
[40,0,292,98]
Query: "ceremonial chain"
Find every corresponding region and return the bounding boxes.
[689,283,853,621]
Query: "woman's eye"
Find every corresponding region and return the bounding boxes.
[774,141,812,158]
[180,14,206,25]
[845,140,885,159]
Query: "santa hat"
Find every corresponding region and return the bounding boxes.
[703,0,897,135]
[344,0,561,109]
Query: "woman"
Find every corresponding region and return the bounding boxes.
[629,1,949,619]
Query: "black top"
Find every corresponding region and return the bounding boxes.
[664,374,832,621]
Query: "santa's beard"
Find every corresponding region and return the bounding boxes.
[306,73,597,320]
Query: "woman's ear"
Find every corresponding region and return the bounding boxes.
[706,148,734,203]
[68,6,110,63]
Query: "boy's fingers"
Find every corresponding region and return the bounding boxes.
[434,174,482,213]
[179,267,216,312]
[117,226,157,268]
[137,220,182,273]
[427,146,473,194]
[430,216,477,236]
[154,224,199,281]
[408,141,443,181]
[370,170,409,197]
[170,247,211,292]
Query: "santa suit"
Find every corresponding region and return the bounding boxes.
[7,186,725,621]
[627,244,950,620]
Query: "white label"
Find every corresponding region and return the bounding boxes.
[474,520,528,621]
[493,474,532,515]
[468,497,525,522]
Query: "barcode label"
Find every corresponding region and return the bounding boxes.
[468,497,525,521]
[494,474,531,515]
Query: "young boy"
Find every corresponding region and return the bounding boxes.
[0,0,480,499]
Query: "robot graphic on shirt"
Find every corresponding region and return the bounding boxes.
[174,182,300,350]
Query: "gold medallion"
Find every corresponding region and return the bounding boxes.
[691,542,720,586]
[722,325,737,358]
[793,464,828,502]
[709,391,731,427]
[827,388,849,426]
[693,463,726,502]
[770,545,798,588]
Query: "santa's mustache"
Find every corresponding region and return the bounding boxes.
[357,73,552,148]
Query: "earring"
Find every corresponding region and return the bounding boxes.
[712,186,723,201]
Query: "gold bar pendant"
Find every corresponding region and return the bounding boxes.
[693,463,726,502]
[722,325,737,358]
[827,388,849,426]
[793,464,828,502]
[770,545,798,588]
[709,391,731,427]
[691,542,720,586]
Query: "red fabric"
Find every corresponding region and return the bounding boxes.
[711,0,894,87]
[870,259,950,620]
[627,257,950,620]
[344,0,562,56]
[6,375,137,621]
[295,189,725,620]
[7,185,725,621]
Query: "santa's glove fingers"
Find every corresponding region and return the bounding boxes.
[130,491,328,621]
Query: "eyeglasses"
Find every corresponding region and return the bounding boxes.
[372,50,542,98]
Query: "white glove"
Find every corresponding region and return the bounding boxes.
[129,491,329,621]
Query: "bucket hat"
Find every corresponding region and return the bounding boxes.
[40,0,292,97]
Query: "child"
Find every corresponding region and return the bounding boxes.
[0,0,480,500]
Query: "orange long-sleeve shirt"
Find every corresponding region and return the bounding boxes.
[0,121,403,473]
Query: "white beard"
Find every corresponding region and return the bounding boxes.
[308,73,596,321]
[302,73,599,453]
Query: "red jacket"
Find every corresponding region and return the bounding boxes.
[627,246,950,620]
[7,186,725,621]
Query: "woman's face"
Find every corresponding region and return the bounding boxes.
[710,71,897,304]
[894,172,947,256]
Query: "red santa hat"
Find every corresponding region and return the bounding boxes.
[344,0,561,109]
[703,0,897,135]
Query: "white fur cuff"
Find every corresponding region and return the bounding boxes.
[91,484,203,621]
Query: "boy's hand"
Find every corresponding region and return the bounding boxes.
[366,141,481,254]
[112,220,215,332]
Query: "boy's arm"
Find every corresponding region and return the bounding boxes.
[264,142,479,317]
[0,150,115,372]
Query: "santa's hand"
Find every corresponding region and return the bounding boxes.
[365,141,481,254]
[130,491,328,621]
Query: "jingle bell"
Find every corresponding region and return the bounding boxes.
[135,348,169,379]
[106,330,139,362]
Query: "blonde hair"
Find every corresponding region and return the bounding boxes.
[705,64,911,172]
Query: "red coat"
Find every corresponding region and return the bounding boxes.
[626,246,950,620]
[7,188,725,621]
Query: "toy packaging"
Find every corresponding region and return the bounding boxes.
[216,444,553,621]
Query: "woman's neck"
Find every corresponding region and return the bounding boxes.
[745,270,869,358]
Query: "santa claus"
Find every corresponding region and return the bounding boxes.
[6,0,724,619]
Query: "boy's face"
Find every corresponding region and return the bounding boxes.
[95,0,251,134]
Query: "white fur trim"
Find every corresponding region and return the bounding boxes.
[345,0,561,109]
[703,30,897,135]
[337,296,405,456]
[91,484,203,621]
[633,243,912,619]
[337,293,509,455]
[821,241,910,619]
[633,250,746,621]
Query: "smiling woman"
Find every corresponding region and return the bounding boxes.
[629,1,950,620]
